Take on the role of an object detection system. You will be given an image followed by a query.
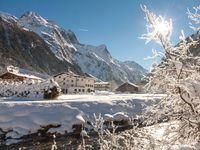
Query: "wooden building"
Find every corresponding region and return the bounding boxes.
[115,82,139,93]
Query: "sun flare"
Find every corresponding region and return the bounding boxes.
[155,22,168,35]
[153,18,172,38]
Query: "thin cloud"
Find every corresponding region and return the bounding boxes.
[78,28,89,32]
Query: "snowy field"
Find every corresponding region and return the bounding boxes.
[0,94,199,149]
[0,93,164,145]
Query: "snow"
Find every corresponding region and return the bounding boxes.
[0,11,147,84]
[104,114,114,121]
[0,94,163,145]
[113,112,129,121]
[72,114,86,125]
[19,12,77,63]
[0,11,18,24]
[74,43,147,84]
[0,78,60,98]
[80,129,89,138]
[145,121,200,150]
[0,65,50,80]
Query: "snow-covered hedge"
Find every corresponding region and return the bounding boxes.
[0,78,61,99]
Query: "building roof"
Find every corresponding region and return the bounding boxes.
[94,81,110,85]
[54,70,95,80]
[117,82,139,88]
[115,82,139,93]
[53,71,75,77]
[125,82,139,87]
[0,66,46,80]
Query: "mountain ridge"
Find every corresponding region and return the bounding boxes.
[0,11,147,85]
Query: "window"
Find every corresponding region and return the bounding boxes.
[64,78,66,80]
[74,89,77,92]
[71,84,74,87]
[82,89,85,92]
[63,82,65,85]
[71,80,73,82]
[78,89,81,92]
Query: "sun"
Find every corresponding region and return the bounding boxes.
[153,18,172,39]
[155,22,168,35]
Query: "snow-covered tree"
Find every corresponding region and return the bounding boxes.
[141,5,200,142]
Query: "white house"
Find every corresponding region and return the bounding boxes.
[53,71,95,94]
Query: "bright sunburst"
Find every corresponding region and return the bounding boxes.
[153,17,173,39]
[141,5,173,43]
[155,21,169,36]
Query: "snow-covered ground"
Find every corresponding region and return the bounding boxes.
[0,94,163,145]
[145,121,200,150]
[0,94,199,149]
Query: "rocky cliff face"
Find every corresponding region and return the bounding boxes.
[19,11,78,63]
[73,44,147,85]
[0,12,81,75]
[0,11,147,84]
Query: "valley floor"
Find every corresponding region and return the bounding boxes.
[0,94,198,149]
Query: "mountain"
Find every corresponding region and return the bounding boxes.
[0,12,81,75]
[0,11,147,85]
[19,11,78,63]
[74,44,146,85]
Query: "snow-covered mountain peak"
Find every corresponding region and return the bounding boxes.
[96,44,109,54]
[0,11,18,24]
[74,42,147,85]
[94,44,112,61]
[20,11,48,27]
[19,11,78,62]
[21,11,39,18]
[4,11,147,85]
[97,44,107,49]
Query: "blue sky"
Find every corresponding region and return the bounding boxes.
[0,0,199,69]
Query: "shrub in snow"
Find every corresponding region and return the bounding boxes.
[41,78,61,99]
[43,86,60,99]
[87,113,156,150]
[113,112,130,126]
[141,5,200,142]
[104,114,113,122]
[72,114,86,134]
[0,78,61,99]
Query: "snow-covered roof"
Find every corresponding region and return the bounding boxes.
[94,81,110,85]
[118,82,139,88]
[0,66,47,80]
[54,70,95,80]
[127,82,139,87]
